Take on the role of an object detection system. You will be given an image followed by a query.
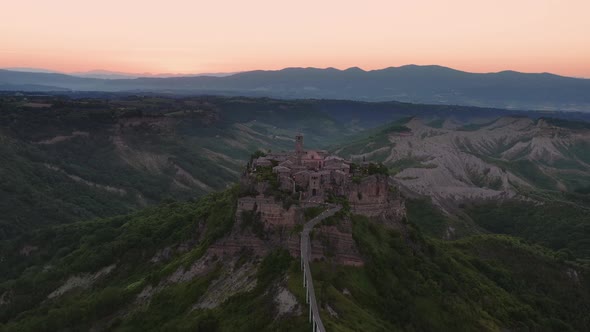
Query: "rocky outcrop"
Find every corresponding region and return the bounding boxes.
[167,255,217,284]
[193,261,258,310]
[44,164,127,195]
[209,232,271,258]
[236,196,301,227]
[0,291,11,306]
[47,265,116,299]
[347,175,406,223]
[171,162,211,191]
[209,196,304,258]
[36,131,89,145]
[275,286,301,317]
[211,177,405,266]
[311,218,364,266]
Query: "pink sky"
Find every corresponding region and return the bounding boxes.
[1,0,589,77]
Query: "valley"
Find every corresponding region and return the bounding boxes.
[1,93,589,331]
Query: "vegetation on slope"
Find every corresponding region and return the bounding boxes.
[0,188,239,331]
[335,117,412,159]
[305,215,590,331]
[465,200,590,260]
[0,182,318,332]
[1,185,589,331]
[0,137,135,239]
[0,95,362,238]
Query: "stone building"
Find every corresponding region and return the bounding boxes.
[249,134,353,200]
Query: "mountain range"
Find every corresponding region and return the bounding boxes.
[2,68,235,79]
[2,65,590,111]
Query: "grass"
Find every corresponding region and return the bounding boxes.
[388,157,437,175]
[304,206,327,221]
[485,158,558,190]
[464,200,590,260]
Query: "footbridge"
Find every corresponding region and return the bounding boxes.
[300,204,341,332]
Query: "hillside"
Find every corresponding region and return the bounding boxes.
[337,116,590,200]
[336,116,590,259]
[2,65,590,110]
[3,93,590,240]
[0,95,366,238]
[1,187,588,331]
[2,96,590,330]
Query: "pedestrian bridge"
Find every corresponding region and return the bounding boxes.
[300,204,341,332]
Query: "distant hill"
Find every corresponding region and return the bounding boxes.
[70,70,238,79]
[337,116,590,203]
[2,65,590,111]
[0,68,239,80]
[337,115,590,257]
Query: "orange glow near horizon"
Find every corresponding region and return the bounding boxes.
[1,0,589,77]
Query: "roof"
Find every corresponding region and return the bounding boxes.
[254,158,272,165]
[279,160,294,167]
[324,162,350,170]
[273,165,291,173]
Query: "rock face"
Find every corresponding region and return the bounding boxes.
[311,218,364,266]
[347,175,406,222]
[208,227,271,258]
[193,261,258,310]
[210,178,405,266]
[0,291,11,306]
[47,265,116,299]
[274,286,301,317]
[210,196,302,258]
[236,197,300,227]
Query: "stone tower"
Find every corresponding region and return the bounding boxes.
[295,133,304,165]
[295,133,304,153]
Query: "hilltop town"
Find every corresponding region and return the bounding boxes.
[245,134,394,204]
[209,134,406,266]
[248,134,352,200]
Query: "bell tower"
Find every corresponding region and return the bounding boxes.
[295,133,304,153]
[295,133,304,165]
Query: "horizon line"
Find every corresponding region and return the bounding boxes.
[2,64,589,80]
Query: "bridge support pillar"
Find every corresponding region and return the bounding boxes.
[301,232,305,272]
[303,268,306,287]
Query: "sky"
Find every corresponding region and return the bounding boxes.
[1,0,589,77]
